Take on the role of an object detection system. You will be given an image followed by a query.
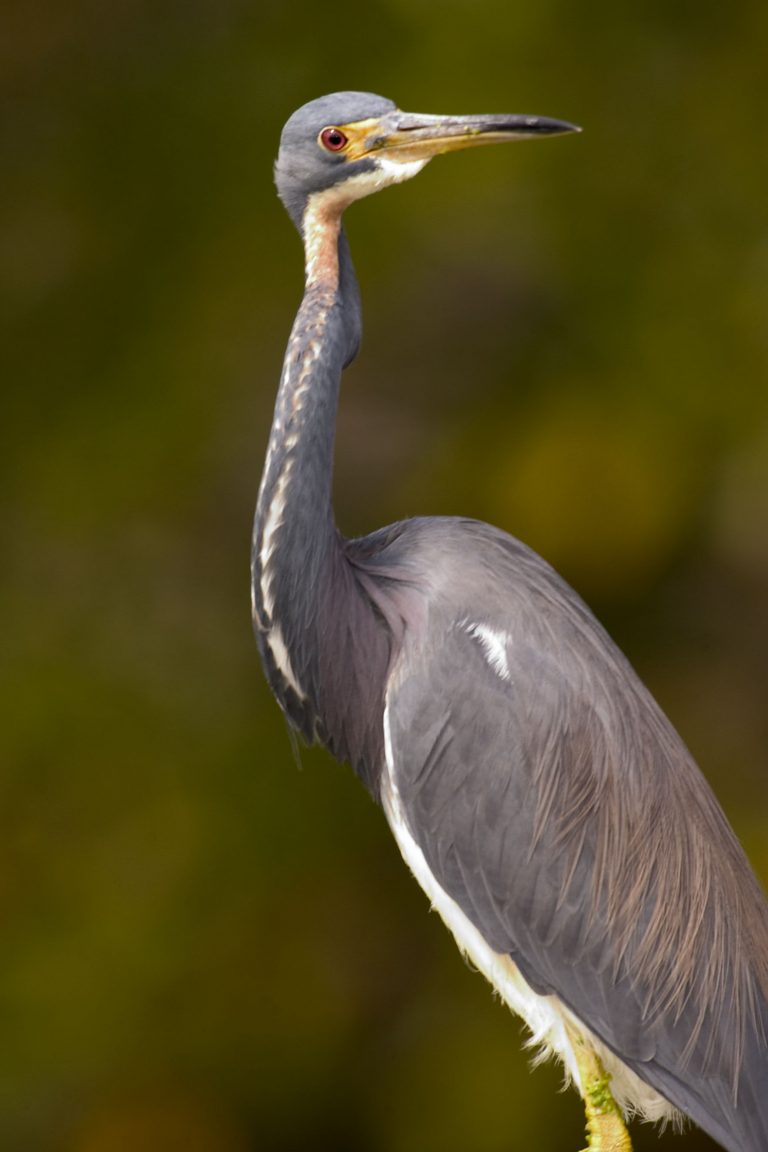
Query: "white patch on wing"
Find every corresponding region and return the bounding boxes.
[381,700,678,1126]
[461,619,512,681]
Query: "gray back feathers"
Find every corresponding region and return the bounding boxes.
[382,516,768,1151]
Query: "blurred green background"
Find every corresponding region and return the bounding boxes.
[3,1,768,1149]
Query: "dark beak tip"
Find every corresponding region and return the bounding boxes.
[540,118,582,135]
[494,115,582,137]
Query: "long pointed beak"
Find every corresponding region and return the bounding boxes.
[346,109,581,163]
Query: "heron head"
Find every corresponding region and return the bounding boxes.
[275,91,580,230]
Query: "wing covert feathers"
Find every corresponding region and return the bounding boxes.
[383,519,768,1152]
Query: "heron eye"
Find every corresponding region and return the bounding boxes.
[320,127,349,152]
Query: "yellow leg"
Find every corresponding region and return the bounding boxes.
[571,1033,633,1152]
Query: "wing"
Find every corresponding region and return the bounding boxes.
[383,526,768,1152]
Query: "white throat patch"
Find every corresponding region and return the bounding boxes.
[307,155,430,217]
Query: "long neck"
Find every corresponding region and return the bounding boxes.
[253,215,359,607]
[253,207,378,767]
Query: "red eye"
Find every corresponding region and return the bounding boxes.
[320,127,348,152]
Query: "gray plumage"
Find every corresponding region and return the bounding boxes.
[384,517,768,1151]
[253,92,768,1151]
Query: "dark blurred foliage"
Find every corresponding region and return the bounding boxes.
[2,1,767,1149]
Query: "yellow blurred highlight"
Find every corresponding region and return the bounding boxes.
[491,397,698,597]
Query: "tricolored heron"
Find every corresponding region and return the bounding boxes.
[252,91,768,1151]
